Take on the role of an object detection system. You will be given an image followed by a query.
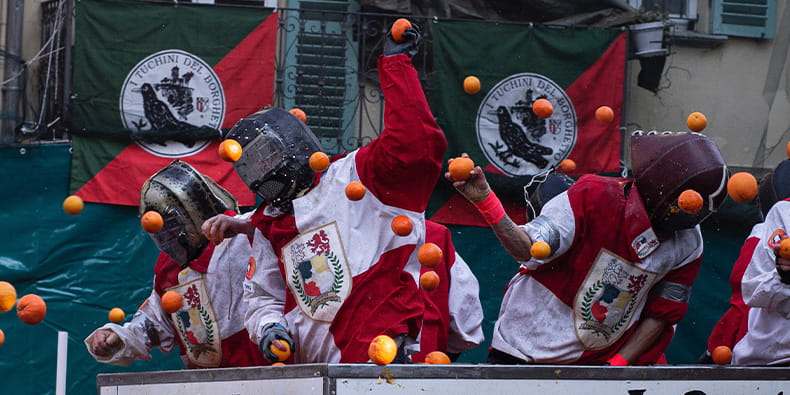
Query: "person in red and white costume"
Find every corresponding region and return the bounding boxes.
[86,161,268,368]
[702,160,790,363]
[447,131,729,365]
[699,223,759,362]
[732,160,790,365]
[412,220,484,363]
[202,22,447,363]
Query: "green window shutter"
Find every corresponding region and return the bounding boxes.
[711,0,776,39]
[282,0,360,155]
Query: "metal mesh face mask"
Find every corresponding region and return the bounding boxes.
[140,160,238,266]
[226,107,323,208]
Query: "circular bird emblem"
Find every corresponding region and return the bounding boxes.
[120,49,225,158]
[476,73,577,177]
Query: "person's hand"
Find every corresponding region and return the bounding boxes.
[258,323,295,363]
[201,214,254,242]
[776,253,790,284]
[383,23,421,58]
[445,154,491,203]
[90,329,121,357]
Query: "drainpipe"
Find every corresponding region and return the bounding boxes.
[1,0,25,144]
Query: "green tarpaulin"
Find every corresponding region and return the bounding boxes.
[0,144,761,394]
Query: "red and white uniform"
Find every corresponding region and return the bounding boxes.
[706,223,761,356]
[733,200,790,365]
[412,220,484,362]
[85,214,267,368]
[492,175,702,364]
[243,53,447,363]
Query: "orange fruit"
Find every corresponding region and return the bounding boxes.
[0,329,4,346]
[677,189,703,214]
[557,158,576,174]
[108,307,125,323]
[272,362,285,366]
[448,157,475,181]
[779,238,790,259]
[532,98,553,119]
[686,112,707,132]
[419,270,440,291]
[345,181,367,201]
[218,139,243,162]
[417,243,443,268]
[309,152,330,172]
[161,290,183,314]
[368,334,398,365]
[391,215,413,236]
[390,18,413,43]
[141,211,164,233]
[424,350,451,364]
[0,281,17,313]
[595,106,614,123]
[786,141,790,158]
[530,241,551,260]
[269,339,292,362]
[711,345,732,365]
[463,76,481,95]
[63,195,84,215]
[16,294,46,325]
[289,108,307,123]
[727,172,758,203]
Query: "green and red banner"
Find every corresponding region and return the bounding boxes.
[428,21,626,226]
[69,0,277,206]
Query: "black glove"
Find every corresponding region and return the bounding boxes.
[258,322,294,362]
[391,333,412,364]
[778,266,790,284]
[383,24,421,58]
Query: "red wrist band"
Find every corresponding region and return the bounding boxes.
[474,191,506,225]
[607,354,628,366]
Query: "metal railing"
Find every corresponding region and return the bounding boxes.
[273,6,433,154]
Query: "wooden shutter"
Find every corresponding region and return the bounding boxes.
[711,0,776,39]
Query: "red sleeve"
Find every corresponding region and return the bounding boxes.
[355,54,447,212]
[706,237,758,352]
[642,257,701,324]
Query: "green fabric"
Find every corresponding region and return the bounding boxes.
[71,0,263,131]
[0,144,182,395]
[69,0,269,193]
[431,22,621,166]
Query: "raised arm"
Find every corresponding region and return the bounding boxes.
[355,24,447,212]
[446,159,534,261]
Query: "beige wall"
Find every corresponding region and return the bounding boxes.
[625,1,789,172]
[0,0,44,117]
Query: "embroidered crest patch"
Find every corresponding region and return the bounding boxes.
[574,249,658,349]
[632,228,660,259]
[168,278,222,367]
[768,229,788,249]
[283,222,352,322]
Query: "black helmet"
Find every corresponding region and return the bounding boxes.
[226,107,323,209]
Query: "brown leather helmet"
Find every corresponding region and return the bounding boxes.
[631,131,729,232]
